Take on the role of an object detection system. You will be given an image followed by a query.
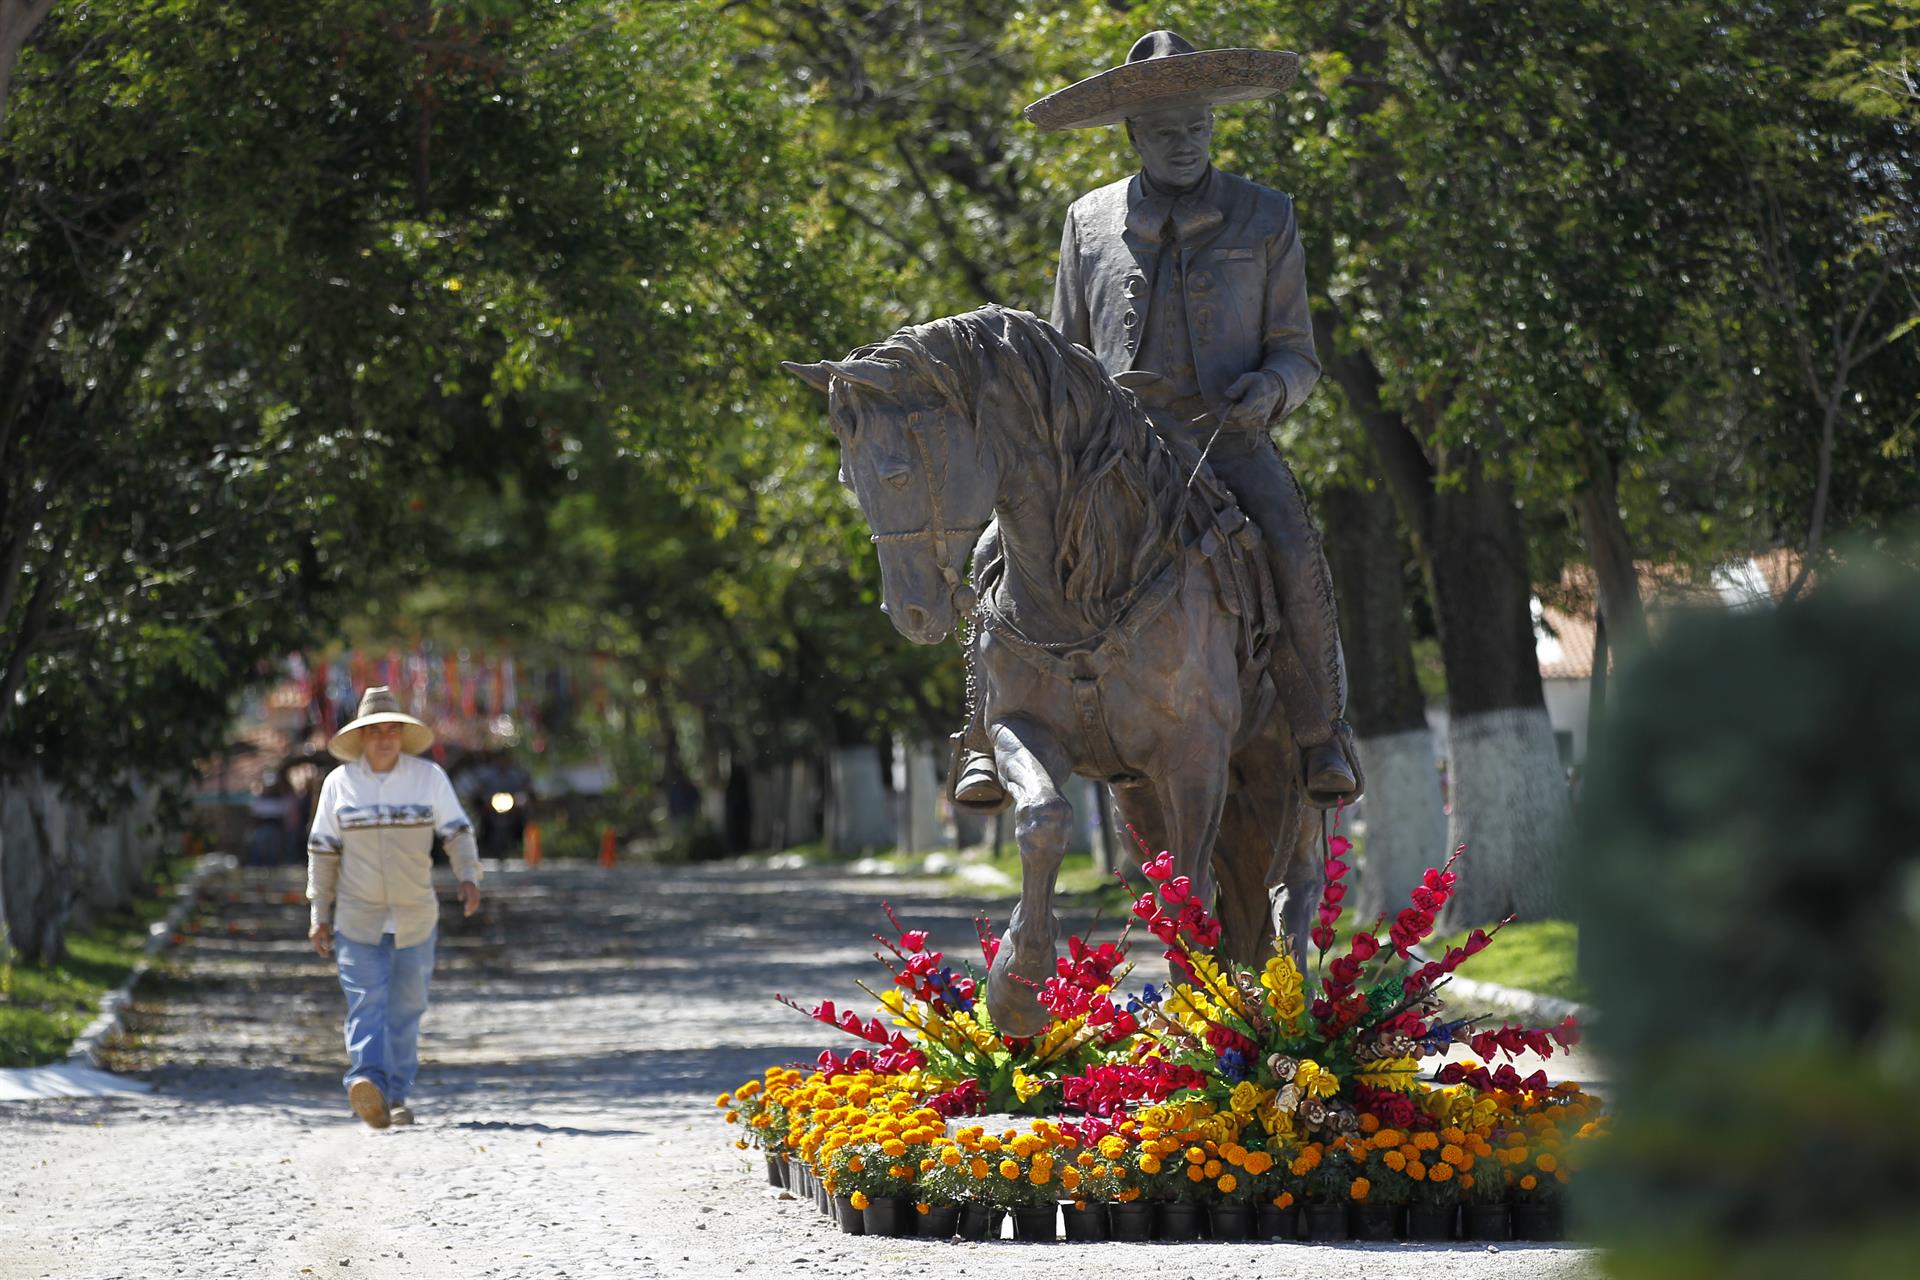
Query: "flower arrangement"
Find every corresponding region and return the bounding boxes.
[723,815,1605,1243]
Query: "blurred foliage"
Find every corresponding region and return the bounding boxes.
[1570,544,1920,1277]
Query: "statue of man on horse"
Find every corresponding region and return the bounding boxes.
[782,31,1361,1038]
[956,29,1361,816]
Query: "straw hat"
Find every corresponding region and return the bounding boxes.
[1023,30,1299,132]
[328,686,434,762]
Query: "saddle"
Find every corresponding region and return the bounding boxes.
[966,449,1283,782]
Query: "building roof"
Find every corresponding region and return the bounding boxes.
[1535,549,1805,680]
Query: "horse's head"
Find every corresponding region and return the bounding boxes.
[783,348,998,645]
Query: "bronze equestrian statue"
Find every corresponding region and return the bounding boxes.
[783,33,1356,1038]
[785,306,1324,1038]
[954,30,1361,820]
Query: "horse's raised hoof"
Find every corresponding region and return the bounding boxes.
[986,928,1054,1040]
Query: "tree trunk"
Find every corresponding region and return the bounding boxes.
[1319,479,1445,918]
[1316,315,1567,927]
[0,0,58,140]
[1572,445,1647,651]
[1426,456,1568,925]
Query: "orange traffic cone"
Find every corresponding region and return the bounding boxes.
[523,821,542,866]
[598,825,617,867]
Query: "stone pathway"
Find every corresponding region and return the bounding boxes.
[0,860,1602,1279]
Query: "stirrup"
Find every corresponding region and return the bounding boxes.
[951,749,1010,816]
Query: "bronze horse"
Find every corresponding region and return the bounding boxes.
[785,305,1321,1037]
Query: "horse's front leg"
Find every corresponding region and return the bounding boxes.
[984,715,1074,1040]
[1155,748,1232,979]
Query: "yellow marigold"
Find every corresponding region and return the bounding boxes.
[1460,1173,1475,1190]
[1413,1131,1440,1152]
[1373,1128,1402,1150]
[1290,1156,1312,1177]
[1244,1151,1273,1176]
[1407,1160,1427,1182]
[1350,1177,1371,1201]
[969,1158,990,1180]
[846,1156,864,1173]
[1537,1153,1559,1173]
[1201,1158,1221,1178]
[1520,1174,1538,1191]
[941,1148,963,1168]
[1028,1167,1050,1186]
[888,1165,910,1179]
[1061,1168,1082,1191]
[850,1191,870,1210]
[1140,1155,1163,1174]
[724,1110,739,1124]
[999,1159,1020,1180]
[1099,1135,1128,1160]
[1430,1161,1455,1183]
[715,1093,732,1108]
[1213,1173,1235,1194]
[1441,1144,1467,1167]
[882,1139,907,1158]
[1186,1165,1206,1182]
[1358,1113,1381,1134]
[1272,1191,1294,1209]
[1186,1146,1207,1165]
[1383,1150,1406,1172]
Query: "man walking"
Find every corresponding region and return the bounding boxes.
[954,29,1360,812]
[307,686,481,1129]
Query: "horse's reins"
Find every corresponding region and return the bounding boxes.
[865,409,985,618]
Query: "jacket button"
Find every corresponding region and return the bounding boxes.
[1122,311,1138,329]
[1190,271,1214,293]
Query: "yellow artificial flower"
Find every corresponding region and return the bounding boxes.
[1228,1081,1272,1117]
[1011,1070,1044,1104]
[1294,1059,1341,1099]
[1354,1057,1422,1091]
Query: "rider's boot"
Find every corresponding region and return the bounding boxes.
[948,732,1010,815]
[1269,638,1363,808]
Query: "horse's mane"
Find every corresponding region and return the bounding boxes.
[874,305,1190,609]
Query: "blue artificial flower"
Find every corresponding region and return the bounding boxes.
[1218,1048,1250,1083]
[1419,1017,1474,1053]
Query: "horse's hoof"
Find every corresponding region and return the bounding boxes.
[986,930,1054,1039]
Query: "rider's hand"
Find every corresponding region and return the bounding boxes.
[309,921,333,958]
[457,880,482,918]
[1221,371,1284,429]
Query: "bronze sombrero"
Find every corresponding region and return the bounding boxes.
[1024,30,1299,132]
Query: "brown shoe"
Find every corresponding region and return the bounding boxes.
[388,1104,414,1126]
[348,1078,390,1130]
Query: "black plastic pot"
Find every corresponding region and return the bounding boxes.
[764,1155,783,1187]
[813,1177,831,1217]
[1463,1202,1512,1241]
[916,1204,961,1237]
[956,1203,1005,1241]
[1061,1202,1107,1242]
[1406,1202,1456,1241]
[833,1195,866,1235]
[1107,1201,1154,1242]
[863,1194,913,1237]
[775,1157,794,1192]
[1155,1200,1203,1241]
[1304,1202,1350,1242]
[1255,1200,1299,1240]
[1208,1203,1255,1240]
[1011,1204,1057,1242]
[1350,1201,1398,1241]
[1511,1200,1560,1240]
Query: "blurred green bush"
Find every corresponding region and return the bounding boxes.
[1572,550,1920,1278]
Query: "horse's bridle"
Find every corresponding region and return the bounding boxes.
[864,408,985,618]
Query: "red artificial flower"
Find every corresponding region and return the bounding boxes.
[1142,851,1176,882]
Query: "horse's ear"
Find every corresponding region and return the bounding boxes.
[820,357,902,395]
[781,360,835,395]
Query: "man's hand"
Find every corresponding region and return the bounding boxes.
[1221,371,1285,430]
[309,921,333,959]
[457,880,482,918]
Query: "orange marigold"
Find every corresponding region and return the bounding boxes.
[1350,1177,1371,1202]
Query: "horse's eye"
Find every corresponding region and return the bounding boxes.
[879,456,914,490]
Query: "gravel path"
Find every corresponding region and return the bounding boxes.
[0,860,1602,1279]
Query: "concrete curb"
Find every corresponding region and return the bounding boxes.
[66,852,235,1069]
[1409,945,1595,1025]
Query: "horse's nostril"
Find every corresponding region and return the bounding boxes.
[903,604,933,633]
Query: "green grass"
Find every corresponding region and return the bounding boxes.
[0,886,176,1068]
[1428,918,1586,1003]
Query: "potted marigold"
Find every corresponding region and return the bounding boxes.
[946,1125,1009,1240]
[1101,1127,1168,1242]
[975,1125,1064,1243]
[1201,1138,1262,1240]
[1299,1141,1356,1241]
[1355,1129,1415,1241]
[1060,1131,1129,1242]
[1459,1140,1510,1241]
[914,1143,970,1238]
[822,1141,915,1236]
[1250,1143,1302,1241]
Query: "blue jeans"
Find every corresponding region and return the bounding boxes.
[335,929,436,1104]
